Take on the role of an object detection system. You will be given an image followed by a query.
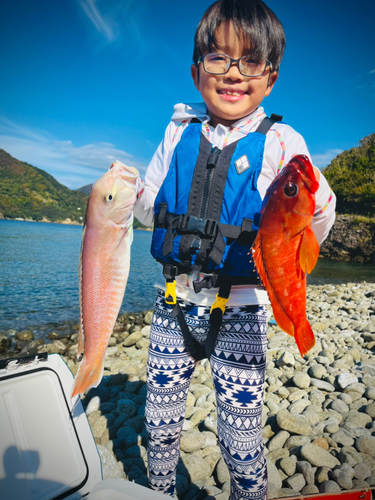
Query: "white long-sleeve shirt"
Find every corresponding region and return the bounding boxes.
[134,103,336,307]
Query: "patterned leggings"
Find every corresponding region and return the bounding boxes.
[145,290,268,500]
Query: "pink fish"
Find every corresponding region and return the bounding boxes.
[72,161,139,397]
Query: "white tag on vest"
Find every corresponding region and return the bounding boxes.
[235,155,250,175]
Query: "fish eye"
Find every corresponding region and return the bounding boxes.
[105,193,114,203]
[284,182,298,197]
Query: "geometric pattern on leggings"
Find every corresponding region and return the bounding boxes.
[211,305,268,500]
[145,290,268,499]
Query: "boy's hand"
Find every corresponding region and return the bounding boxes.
[109,160,144,197]
[291,153,320,181]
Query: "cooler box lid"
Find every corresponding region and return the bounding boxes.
[0,353,102,500]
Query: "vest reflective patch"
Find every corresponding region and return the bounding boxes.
[235,155,250,174]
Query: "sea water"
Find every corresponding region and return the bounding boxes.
[0,220,159,335]
[0,219,374,336]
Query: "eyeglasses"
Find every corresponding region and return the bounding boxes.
[197,53,272,78]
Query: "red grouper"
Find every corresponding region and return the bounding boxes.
[72,161,139,397]
[251,155,320,357]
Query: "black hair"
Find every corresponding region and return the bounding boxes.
[193,0,286,73]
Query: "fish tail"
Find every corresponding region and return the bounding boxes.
[71,356,105,398]
[294,320,315,358]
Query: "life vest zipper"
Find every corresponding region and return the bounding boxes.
[200,146,221,218]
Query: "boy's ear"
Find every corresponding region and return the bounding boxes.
[265,71,278,97]
[191,64,200,90]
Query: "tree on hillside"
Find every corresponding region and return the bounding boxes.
[322,134,375,217]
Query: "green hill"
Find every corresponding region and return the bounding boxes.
[322,134,375,217]
[0,149,89,222]
[0,149,151,229]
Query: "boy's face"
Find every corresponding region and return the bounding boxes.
[191,22,278,128]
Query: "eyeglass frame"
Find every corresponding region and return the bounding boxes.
[197,53,272,78]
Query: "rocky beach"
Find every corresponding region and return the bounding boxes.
[2,281,375,499]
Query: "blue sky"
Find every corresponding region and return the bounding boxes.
[0,0,374,189]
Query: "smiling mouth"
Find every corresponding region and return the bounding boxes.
[218,90,246,96]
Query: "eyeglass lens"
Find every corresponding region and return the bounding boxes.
[203,54,268,77]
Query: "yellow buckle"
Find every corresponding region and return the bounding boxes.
[210,294,229,315]
[165,280,177,305]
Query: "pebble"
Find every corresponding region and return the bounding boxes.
[4,284,375,498]
[300,443,340,468]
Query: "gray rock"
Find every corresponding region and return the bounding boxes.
[266,457,282,493]
[308,364,327,380]
[204,414,218,436]
[301,484,319,495]
[279,456,297,477]
[365,402,375,418]
[338,393,353,404]
[293,372,310,389]
[365,386,375,399]
[309,378,335,392]
[330,399,349,413]
[324,423,340,434]
[284,435,310,450]
[143,310,153,325]
[183,455,212,483]
[300,443,340,468]
[345,411,372,429]
[97,444,125,479]
[331,469,353,490]
[296,461,315,485]
[116,399,137,418]
[285,473,305,492]
[277,351,295,367]
[268,430,290,451]
[123,330,143,346]
[289,399,311,415]
[331,430,355,447]
[316,466,330,484]
[356,436,375,457]
[180,431,205,453]
[319,480,341,493]
[216,457,230,484]
[354,463,371,480]
[276,410,312,436]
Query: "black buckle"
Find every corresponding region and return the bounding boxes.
[163,264,178,281]
[178,215,217,238]
[193,275,218,293]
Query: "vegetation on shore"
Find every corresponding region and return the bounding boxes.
[322,133,375,218]
[0,149,149,228]
[0,149,88,223]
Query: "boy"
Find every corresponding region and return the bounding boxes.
[134,1,335,499]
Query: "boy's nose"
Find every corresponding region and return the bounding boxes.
[225,63,244,80]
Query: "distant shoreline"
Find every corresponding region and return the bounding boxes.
[0,217,152,230]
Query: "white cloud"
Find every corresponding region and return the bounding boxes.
[0,117,146,189]
[78,0,117,42]
[311,149,343,169]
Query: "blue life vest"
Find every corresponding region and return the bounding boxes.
[151,117,280,288]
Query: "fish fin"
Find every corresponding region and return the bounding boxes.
[71,356,105,398]
[298,224,320,274]
[77,225,86,358]
[77,325,84,358]
[294,319,316,357]
[252,237,295,337]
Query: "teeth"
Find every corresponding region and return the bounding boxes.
[220,91,242,96]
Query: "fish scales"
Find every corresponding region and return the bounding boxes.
[72,161,139,397]
[251,155,320,357]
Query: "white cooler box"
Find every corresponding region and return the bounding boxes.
[0,353,169,500]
